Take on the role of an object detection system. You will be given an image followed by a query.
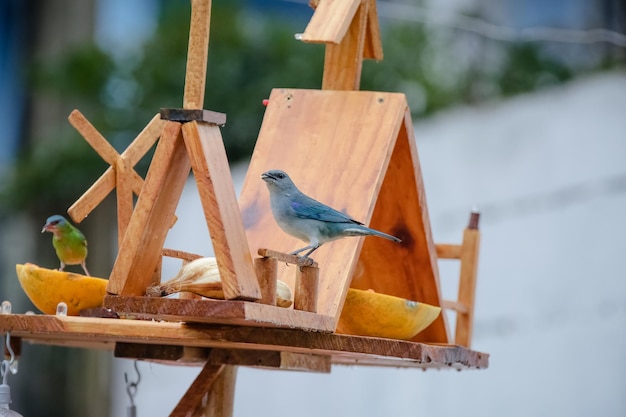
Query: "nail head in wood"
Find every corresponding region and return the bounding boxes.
[160,108,227,126]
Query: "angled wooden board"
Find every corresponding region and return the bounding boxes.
[238,88,448,343]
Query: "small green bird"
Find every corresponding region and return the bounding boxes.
[41,215,90,276]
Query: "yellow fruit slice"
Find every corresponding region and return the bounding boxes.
[336,288,441,340]
[16,263,107,316]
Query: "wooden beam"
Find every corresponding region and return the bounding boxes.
[436,243,462,259]
[170,362,225,417]
[301,0,360,44]
[115,156,133,247]
[455,212,481,347]
[108,122,190,295]
[199,365,236,417]
[257,248,317,267]
[183,0,212,109]
[0,315,489,370]
[182,121,261,301]
[363,0,383,60]
[68,112,164,223]
[321,0,368,90]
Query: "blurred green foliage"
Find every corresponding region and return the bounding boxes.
[1,1,576,213]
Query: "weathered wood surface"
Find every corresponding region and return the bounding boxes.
[239,89,448,343]
[0,315,488,370]
[115,344,331,373]
[104,295,334,332]
[160,108,226,125]
[182,121,261,301]
[257,248,317,267]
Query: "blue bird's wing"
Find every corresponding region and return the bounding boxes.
[290,199,363,225]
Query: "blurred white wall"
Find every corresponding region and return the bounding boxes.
[110,71,626,417]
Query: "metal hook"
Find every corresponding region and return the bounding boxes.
[1,332,15,385]
[124,361,141,406]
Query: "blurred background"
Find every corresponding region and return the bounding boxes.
[1,0,625,416]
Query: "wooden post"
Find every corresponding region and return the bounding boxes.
[170,362,235,417]
[254,257,278,305]
[455,211,481,347]
[294,265,319,313]
[183,0,212,109]
[322,0,368,90]
[108,122,190,295]
[182,121,261,301]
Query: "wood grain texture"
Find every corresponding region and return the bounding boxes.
[321,0,368,90]
[254,257,278,305]
[0,315,489,370]
[115,156,133,247]
[183,0,211,109]
[301,0,360,44]
[239,89,447,342]
[182,122,261,301]
[363,0,383,60]
[199,365,236,417]
[455,225,480,347]
[294,266,319,313]
[68,112,164,222]
[108,122,190,295]
[354,108,449,343]
[170,362,225,417]
[104,295,335,332]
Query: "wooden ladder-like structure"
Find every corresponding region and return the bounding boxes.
[0,1,488,416]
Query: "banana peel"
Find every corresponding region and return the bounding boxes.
[147,257,294,308]
[15,263,107,316]
[336,288,441,340]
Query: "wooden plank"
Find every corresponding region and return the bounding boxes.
[0,315,489,370]
[69,113,164,222]
[170,362,225,417]
[200,365,236,417]
[442,299,469,314]
[114,344,330,373]
[183,0,212,109]
[108,122,190,295]
[363,0,383,60]
[182,122,261,301]
[257,248,317,267]
[455,213,481,347]
[162,248,203,262]
[354,108,449,343]
[103,295,334,332]
[436,243,462,259]
[160,108,226,125]
[321,0,368,90]
[301,0,360,44]
[115,156,133,247]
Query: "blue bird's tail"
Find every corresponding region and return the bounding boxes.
[344,225,401,242]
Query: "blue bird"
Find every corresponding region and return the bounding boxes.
[261,170,401,258]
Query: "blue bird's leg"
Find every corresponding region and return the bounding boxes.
[291,244,321,259]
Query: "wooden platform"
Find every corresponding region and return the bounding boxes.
[0,314,488,371]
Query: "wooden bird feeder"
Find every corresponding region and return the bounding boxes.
[0,1,489,415]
